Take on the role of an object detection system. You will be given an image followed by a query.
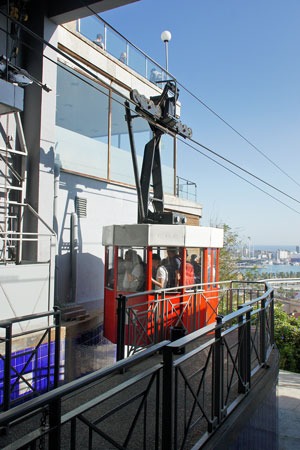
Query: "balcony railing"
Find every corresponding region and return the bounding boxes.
[116,280,268,358]
[176,175,197,201]
[0,309,62,412]
[78,15,173,85]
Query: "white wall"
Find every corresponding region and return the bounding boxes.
[0,263,52,333]
[56,171,138,308]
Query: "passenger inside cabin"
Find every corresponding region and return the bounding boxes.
[152,254,168,290]
[119,51,127,64]
[191,254,201,284]
[93,33,104,49]
[117,256,126,290]
[150,68,162,83]
[185,259,195,286]
[162,248,181,288]
[122,249,144,291]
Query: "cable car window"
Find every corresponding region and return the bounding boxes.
[207,249,212,286]
[117,247,146,292]
[152,247,168,290]
[159,247,181,288]
[187,248,202,284]
[206,249,216,288]
[106,246,114,289]
[213,250,217,288]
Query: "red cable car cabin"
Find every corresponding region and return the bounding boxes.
[102,224,224,344]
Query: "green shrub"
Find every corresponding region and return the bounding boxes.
[274,303,300,373]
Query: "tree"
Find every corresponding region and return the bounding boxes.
[218,224,240,281]
[242,266,260,281]
[274,303,300,373]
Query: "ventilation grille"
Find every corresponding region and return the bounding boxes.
[75,197,87,218]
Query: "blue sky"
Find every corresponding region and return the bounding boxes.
[98,0,300,246]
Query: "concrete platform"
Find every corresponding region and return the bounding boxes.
[278,370,300,450]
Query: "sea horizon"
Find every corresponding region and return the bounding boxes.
[252,245,298,252]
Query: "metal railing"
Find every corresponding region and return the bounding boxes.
[0,202,57,264]
[78,15,173,85]
[161,286,275,449]
[0,342,167,449]
[0,283,276,449]
[0,108,56,265]
[0,309,61,412]
[116,280,267,359]
[176,176,197,202]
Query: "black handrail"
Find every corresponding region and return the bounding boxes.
[0,309,61,412]
[0,286,275,449]
[116,281,271,359]
[0,340,169,427]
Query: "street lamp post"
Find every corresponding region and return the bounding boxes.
[161,30,171,73]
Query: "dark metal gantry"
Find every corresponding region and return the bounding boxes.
[125,81,192,225]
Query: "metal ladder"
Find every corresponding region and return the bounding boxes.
[0,111,27,263]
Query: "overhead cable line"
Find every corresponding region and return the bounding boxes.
[82,2,300,190]
[176,135,300,216]
[1,13,300,217]
[63,6,300,206]
[187,136,300,205]
[176,82,300,189]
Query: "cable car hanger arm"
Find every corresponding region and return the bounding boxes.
[125,81,192,225]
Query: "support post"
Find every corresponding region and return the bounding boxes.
[117,294,126,361]
[162,345,174,450]
[211,315,224,430]
[245,309,251,388]
[270,289,275,346]
[53,307,61,389]
[229,281,233,314]
[154,293,159,344]
[3,323,12,411]
[124,101,145,223]
[260,297,266,366]
[160,291,166,341]
[238,307,251,393]
[49,398,62,450]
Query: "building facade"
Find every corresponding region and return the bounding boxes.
[0,1,202,324]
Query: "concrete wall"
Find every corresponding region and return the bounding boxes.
[56,171,138,308]
[37,18,59,261]
[0,263,52,333]
[0,13,203,321]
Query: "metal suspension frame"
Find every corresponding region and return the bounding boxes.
[125,81,192,225]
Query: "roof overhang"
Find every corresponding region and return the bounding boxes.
[48,0,140,24]
[102,224,224,248]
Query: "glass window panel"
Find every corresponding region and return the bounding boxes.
[110,93,151,184]
[147,63,166,85]
[128,45,146,77]
[106,28,127,63]
[79,16,105,49]
[213,250,217,287]
[117,247,146,292]
[160,134,175,194]
[55,65,109,179]
[106,246,114,289]
[158,247,182,288]
[207,249,212,285]
[187,249,202,284]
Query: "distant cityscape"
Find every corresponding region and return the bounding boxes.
[237,245,300,269]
